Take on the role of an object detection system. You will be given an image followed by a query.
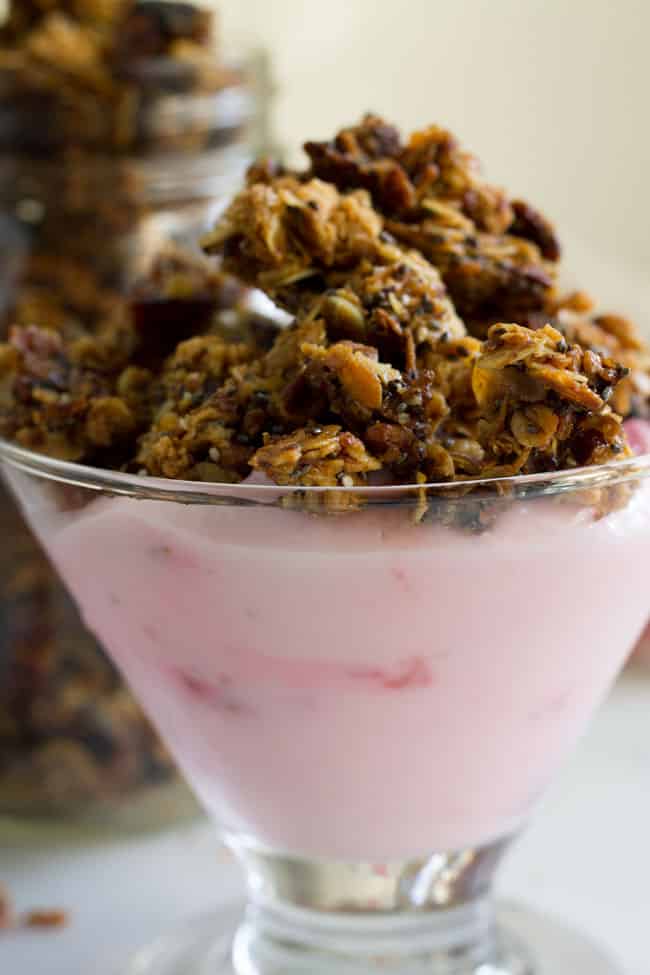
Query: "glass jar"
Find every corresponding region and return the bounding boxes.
[0,481,201,826]
[0,0,270,824]
[0,10,262,331]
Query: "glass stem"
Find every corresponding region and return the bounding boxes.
[226,836,530,974]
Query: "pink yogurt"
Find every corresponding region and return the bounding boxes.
[625,418,650,457]
[24,474,650,863]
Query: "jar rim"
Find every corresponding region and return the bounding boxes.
[1,437,649,508]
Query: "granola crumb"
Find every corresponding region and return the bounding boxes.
[0,887,68,933]
[23,910,69,930]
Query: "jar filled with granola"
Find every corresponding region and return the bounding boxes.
[0,0,266,328]
[0,0,270,825]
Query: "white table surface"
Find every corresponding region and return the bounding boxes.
[1,672,649,975]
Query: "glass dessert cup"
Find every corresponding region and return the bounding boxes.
[1,441,650,974]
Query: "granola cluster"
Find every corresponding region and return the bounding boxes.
[1,116,647,497]
[304,116,559,328]
[301,116,650,418]
[0,246,261,464]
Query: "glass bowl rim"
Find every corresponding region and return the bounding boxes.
[1,436,650,508]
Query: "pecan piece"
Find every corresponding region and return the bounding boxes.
[509,199,561,261]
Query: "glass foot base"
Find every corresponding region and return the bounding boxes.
[122,901,623,974]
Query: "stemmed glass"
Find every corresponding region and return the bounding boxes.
[2,436,649,975]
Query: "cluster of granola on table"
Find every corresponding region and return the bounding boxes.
[1,116,649,511]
